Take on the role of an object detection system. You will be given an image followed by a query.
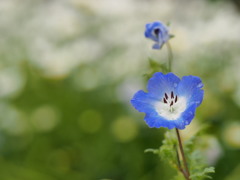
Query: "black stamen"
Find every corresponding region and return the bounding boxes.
[171,91,174,99]
[154,28,160,36]
[170,101,173,106]
[164,93,168,100]
[175,95,178,103]
[163,98,167,104]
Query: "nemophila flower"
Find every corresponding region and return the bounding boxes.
[131,72,204,129]
[144,21,170,49]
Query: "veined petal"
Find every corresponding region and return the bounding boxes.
[174,104,197,129]
[147,72,180,98]
[176,75,204,107]
[131,90,159,114]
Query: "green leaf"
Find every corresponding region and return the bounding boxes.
[144,148,159,154]
[169,34,175,39]
[190,167,215,179]
[144,58,168,79]
[158,130,179,169]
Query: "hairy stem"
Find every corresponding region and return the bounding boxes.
[176,128,191,180]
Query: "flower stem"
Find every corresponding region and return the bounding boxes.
[175,128,191,180]
[175,145,189,180]
[166,41,190,179]
[166,41,173,72]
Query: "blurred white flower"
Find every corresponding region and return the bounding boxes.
[30,105,60,132]
[0,68,25,98]
[0,103,29,135]
[0,0,239,86]
[204,136,222,165]
[223,122,240,149]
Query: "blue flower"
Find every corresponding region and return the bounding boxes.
[131,72,204,129]
[144,21,170,49]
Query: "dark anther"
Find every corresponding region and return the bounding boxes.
[170,101,173,106]
[171,91,174,99]
[175,95,178,103]
[164,93,168,100]
[163,98,167,104]
[154,28,160,36]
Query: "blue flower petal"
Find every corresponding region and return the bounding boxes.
[144,113,176,129]
[131,73,204,130]
[152,43,161,49]
[176,75,204,107]
[145,22,161,41]
[147,72,180,98]
[131,90,159,114]
[174,104,197,129]
[144,21,169,49]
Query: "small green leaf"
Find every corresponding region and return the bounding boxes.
[147,58,168,75]
[158,130,179,169]
[169,34,175,39]
[190,167,215,179]
[144,148,159,154]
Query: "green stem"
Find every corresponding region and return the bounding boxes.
[166,41,173,72]
[166,41,190,180]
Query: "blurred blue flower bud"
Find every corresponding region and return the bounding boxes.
[144,21,170,49]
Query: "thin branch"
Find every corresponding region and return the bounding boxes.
[166,41,173,72]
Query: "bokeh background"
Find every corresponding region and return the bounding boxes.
[0,0,240,179]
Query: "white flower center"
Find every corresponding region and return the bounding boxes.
[154,91,187,120]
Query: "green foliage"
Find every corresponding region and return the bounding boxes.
[184,131,215,180]
[173,173,185,180]
[144,58,168,79]
[145,130,178,173]
[169,34,175,39]
[190,167,215,179]
[145,129,215,180]
[144,148,159,154]
[159,130,178,169]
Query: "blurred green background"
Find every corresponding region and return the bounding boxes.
[0,0,240,179]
